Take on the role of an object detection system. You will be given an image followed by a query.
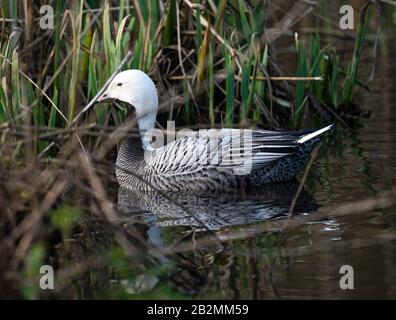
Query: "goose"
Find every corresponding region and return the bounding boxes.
[98,69,332,192]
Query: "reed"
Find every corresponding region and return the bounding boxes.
[0,0,375,136]
[342,2,375,107]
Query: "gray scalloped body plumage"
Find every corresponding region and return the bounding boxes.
[98,69,332,192]
[115,130,324,191]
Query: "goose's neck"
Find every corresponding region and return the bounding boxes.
[138,111,156,152]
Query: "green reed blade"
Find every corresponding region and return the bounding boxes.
[240,58,252,125]
[342,4,373,106]
[295,35,307,128]
[11,49,20,121]
[329,53,339,109]
[194,0,202,48]
[214,0,227,32]
[0,76,9,122]
[183,79,191,125]
[162,0,176,47]
[197,14,211,82]
[225,52,235,127]
[208,44,215,126]
[80,13,93,83]
[68,0,84,122]
[238,0,252,39]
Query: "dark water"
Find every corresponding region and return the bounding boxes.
[110,39,396,299]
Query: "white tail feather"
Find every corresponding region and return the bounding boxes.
[297,125,332,144]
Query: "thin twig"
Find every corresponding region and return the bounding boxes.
[169,75,324,81]
[286,145,319,222]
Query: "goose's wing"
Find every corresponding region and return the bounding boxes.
[145,129,288,176]
[247,125,332,169]
[146,126,331,176]
[248,130,305,167]
[216,129,303,174]
[145,133,200,175]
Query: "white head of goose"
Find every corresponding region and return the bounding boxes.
[98,69,158,151]
[98,69,332,192]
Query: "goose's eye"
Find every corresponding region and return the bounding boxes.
[117,83,123,87]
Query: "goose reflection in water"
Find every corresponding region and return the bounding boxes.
[115,181,318,297]
[117,180,318,230]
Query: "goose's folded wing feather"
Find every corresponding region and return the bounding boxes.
[146,129,309,176]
